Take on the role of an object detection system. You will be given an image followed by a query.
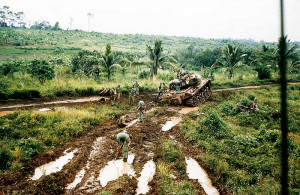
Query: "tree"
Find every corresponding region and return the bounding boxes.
[146,40,167,77]
[99,43,122,80]
[29,59,55,84]
[69,17,74,30]
[52,22,61,30]
[212,44,246,79]
[71,50,100,77]
[87,13,94,32]
[30,21,52,30]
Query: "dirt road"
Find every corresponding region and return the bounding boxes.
[1,82,299,194]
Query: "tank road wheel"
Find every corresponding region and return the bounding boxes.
[185,98,194,107]
[198,92,205,104]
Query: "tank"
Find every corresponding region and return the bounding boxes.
[159,72,212,107]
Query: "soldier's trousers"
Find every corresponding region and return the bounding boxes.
[139,110,143,122]
[129,96,134,106]
[123,138,130,159]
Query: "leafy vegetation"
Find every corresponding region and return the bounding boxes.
[0,103,131,172]
[180,86,300,194]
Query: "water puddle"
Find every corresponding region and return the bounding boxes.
[38,108,52,112]
[161,117,182,131]
[66,168,86,189]
[66,137,104,190]
[31,149,78,180]
[136,160,156,195]
[185,157,219,195]
[97,154,135,187]
[179,107,199,114]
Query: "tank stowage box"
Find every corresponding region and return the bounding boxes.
[160,72,212,106]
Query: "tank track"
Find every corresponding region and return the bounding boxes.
[184,80,212,107]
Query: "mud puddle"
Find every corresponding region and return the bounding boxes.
[161,117,182,131]
[97,154,135,187]
[0,111,11,117]
[179,107,199,114]
[31,148,78,180]
[126,107,157,128]
[185,157,219,195]
[136,160,156,195]
[66,137,104,190]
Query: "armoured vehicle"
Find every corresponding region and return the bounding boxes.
[159,72,212,106]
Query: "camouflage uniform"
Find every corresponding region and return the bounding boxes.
[129,88,136,106]
[137,100,145,122]
[162,83,168,94]
[110,88,116,105]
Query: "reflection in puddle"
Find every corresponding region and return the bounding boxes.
[136,160,156,195]
[66,169,86,189]
[179,107,199,114]
[66,137,104,190]
[31,149,78,180]
[185,157,219,195]
[38,108,52,112]
[161,117,182,131]
[97,154,135,187]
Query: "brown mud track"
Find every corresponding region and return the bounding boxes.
[3,82,299,194]
[1,82,299,112]
[0,104,224,194]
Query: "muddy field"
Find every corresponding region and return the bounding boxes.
[0,102,223,194]
[1,83,299,194]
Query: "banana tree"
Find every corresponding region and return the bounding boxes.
[212,44,246,79]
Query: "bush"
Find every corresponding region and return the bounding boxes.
[162,140,181,163]
[0,149,13,171]
[138,70,150,79]
[9,89,41,100]
[255,66,271,80]
[29,59,55,84]
[17,138,45,161]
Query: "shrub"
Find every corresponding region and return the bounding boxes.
[255,66,271,80]
[9,89,41,100]
[17,138,45,161]
[28,59,55,84]
[138,70,150,79]
[0,149,13,171]
[162,140,181,163]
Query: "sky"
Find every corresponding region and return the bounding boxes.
[1,0,299,42]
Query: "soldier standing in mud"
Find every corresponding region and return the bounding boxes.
[116,84,121,100]
[129,86,136,106]
[156,83,163,101]
[116,132,131,162]
[133,80,140,96]
[137,98,146,122]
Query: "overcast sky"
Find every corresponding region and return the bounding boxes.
[1,0,299,42]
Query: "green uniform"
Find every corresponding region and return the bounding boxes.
[175,83,180,93]
[133,82,140,95]
[162,84,168,94]
[138,100,145,122]
[116,133,130,159]
[116,86,121,100]
[110,89,116,105]
[129,88,136,106]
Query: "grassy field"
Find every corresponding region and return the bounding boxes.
[180,85,300,194]
[0,103,132,173]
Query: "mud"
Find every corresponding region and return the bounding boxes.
[31,149,78,180]
[186,157,219,195]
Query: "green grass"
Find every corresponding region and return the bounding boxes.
[180,85,300,194]
[0,103,132,173]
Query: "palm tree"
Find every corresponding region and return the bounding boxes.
[212,44,246,79]
[146,40,167,77]
[99,43,122,80]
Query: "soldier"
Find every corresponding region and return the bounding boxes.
[137,98,146,122]
[133,80,140,96]
[116,132,131,162]
[176,68,182,79]
[162,82,168,94]
[116,84,121,100]
[156,83,163,101]
[110,88,116,106]
[117,115,129,127]
[175,80,181,93]
[129,86,136,106]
